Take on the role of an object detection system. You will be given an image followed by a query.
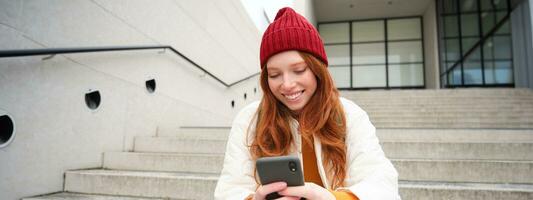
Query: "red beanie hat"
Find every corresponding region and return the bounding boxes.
[260,7,328,68]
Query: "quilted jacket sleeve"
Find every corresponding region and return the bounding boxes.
[339,98,401,200]
[214,102,260,200]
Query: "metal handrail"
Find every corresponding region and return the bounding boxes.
[0,45,259,87]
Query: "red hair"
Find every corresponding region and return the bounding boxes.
[249,51,347,189]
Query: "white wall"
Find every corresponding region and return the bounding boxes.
[423,0,440,89]
[293,0,316,25]
[0,0,262,199]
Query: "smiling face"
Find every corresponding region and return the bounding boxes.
[266,50,317,114]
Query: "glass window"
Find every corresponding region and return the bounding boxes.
[387,18,421,40]
[461,0,478,12]
[494,0,508,9]
[325,45,350,65]
[483,38,495,59]
[461,14,479,37]
[493,36,511,59]
[496,11,510,34]
[388,64,424,87]
[446,61,459,70]
[445,39,460,61]
[494,61,513,83]
[449,67,463,85]
[353,65,386,87]
[481,11,495,35]
[443,0,458,13]
[484,61,513,84]
[481,0,494,11]
[444,16,459,37]
[463,62,483,84]
[484,61,496,83]
[439,0,513,87]
[319,17,425,89]
[462,37,480,56]
[388,41,423,63]
[352,43,385,64]
[328,66,351,88]
[352,21,384,42]
[469,47,482,61]
[319,23,349,43]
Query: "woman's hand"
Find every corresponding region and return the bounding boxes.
[277,182,335,200]
[253,182,299,200]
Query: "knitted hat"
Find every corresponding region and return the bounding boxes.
[260,7,328,68]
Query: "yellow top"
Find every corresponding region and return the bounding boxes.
[302,136,359,200]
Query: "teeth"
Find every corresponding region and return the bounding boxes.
[284,91,303,100]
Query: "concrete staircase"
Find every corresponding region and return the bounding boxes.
[24,89,533,200]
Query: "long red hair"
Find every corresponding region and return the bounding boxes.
[249,51,347,189]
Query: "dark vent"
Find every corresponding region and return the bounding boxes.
[146,79,156,93]
[85,90,101,110]
[0,115,14,148]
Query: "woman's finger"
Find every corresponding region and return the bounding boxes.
[254,182,288,199]
[278,185,307,197]
[275,196,300,200]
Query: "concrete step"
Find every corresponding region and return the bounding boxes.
[103,151,533,184]
[135,138,532,161]
[158,127,230,139]
[23,192,168,200]
[382,141,533,160]
[149,128,533,143]
[372,121,533,129]
[395,159,533,184]
[64,169,217,200]
[376,128,533,143]
[61,169,533,200]
[135,129,533,157]
[362,106,533,112]
[367,112,533,118]
[370,115,533,121]
[103,152,223,173]
[355,100,533,107]
[135,137,226,153]
[340,88,533,97]
[349,97,533,105]
[399,181,533,200]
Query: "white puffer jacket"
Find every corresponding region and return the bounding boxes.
[214,97,401,200]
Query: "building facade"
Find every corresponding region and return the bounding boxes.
[315,0,533,89]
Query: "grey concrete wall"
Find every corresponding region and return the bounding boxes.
[423,0,440,89]
[0,0,263,199]
[512,0,533,89]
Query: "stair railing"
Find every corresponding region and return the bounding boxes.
[0,45,259,87]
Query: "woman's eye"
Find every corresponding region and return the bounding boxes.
[295,68,306,74]
[268,74,279,78]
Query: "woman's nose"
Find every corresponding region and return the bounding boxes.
[281,75,296,90]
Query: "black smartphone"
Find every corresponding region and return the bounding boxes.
[256,156,305,199]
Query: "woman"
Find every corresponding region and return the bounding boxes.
[214,7,400,200]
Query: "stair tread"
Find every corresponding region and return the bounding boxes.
[399,180,533,192]
[392,159,533,163]
[24,192,168,200]
[67,169,219,180]
[107,151,225,156]
[138,136,227,141]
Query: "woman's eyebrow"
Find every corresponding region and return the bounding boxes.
[290,61,306,67]
[266,68,279,73]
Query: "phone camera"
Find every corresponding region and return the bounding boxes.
[288,161,297,172]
